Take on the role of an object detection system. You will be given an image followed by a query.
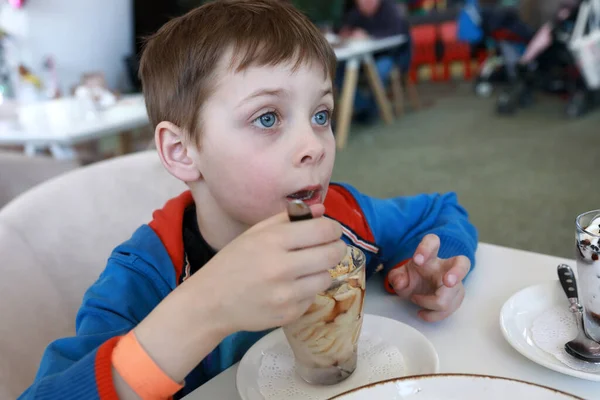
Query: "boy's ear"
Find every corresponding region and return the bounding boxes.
[155,121,202,182]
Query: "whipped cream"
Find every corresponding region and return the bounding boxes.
[577,216,600,263]
[575,215,600,342]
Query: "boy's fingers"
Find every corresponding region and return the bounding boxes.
[290,240,347,278]
[416,286,465,322]
[248,204,325,232]
[410,285,456,312]
[280,218,343,250]
[308,204,326,218]
[443,256,471,288]
[412,234,440,266]
[418,309,452,323]
[293,271,333,300]
[296,297,317,317]
[388,266,411,297]
[248,210,292,232]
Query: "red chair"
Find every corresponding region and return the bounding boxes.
[409,24,438,83]
[439,21,472,81]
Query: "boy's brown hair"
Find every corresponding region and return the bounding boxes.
[139,0,337,142]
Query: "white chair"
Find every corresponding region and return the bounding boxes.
[0,150,186,398]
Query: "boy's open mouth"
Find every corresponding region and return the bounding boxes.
[286,186,322,204]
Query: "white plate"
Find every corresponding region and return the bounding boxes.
[500,281,600,381]
[236,314,439,400]
[329,374,583,399]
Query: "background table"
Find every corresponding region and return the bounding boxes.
[332,35,407,149]
[186,243,597,400]
[0,94,149,159]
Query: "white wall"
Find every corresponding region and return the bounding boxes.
[0,0,133,94]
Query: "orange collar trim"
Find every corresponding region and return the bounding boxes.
[148,191,195,282]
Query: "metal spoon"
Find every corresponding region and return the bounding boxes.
[287,199,313,222]
[557,264,600,362]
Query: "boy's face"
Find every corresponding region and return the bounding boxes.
[190,54,336,228]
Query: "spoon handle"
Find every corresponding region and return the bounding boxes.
[558,264,578,300]
[287,200,312,222]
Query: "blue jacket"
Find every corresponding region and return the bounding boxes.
[18,183,478,399]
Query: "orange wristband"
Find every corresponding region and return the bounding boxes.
[384,259,410,294]
[112,331,184,400]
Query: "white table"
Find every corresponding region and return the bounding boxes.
[0,94,149,159]
[332,35,407,149]
[185,243,598,400]
[333,35,407,62]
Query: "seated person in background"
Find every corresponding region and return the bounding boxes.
[341,0,410,41]
[337,0,412,120]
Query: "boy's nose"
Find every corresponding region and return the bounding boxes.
[294,131,326,167]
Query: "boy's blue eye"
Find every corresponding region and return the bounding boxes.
[313,110,330,126]
[253,112,278,128]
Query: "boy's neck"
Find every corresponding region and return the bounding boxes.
[192,193,248,252]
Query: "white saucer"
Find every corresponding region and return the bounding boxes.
[500,280,600,381]
[329,374,582,400]
[236,314,440,400]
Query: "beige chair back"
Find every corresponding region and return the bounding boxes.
[0,150,185,398]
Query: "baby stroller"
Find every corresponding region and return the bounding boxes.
[458,0,535,97]
[496,0,600,117]
[562,0,600,117]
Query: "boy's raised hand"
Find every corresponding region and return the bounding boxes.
[129,205,346,389]
[200,204,347,335]
[387,234,471,322]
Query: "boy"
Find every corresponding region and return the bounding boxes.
[19,1,477,399]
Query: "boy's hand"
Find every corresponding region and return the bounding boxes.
[198,204,347,335]
[132,205,345,387]
[387,234,470,322]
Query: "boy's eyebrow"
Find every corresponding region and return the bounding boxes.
[238,88,287,107]
[238,87,333,107]
[320,88,333,97]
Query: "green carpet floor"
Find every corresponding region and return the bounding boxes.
[332,84,600,259]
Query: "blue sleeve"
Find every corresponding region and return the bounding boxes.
[339,184,478,277]
[18,251,173,400]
